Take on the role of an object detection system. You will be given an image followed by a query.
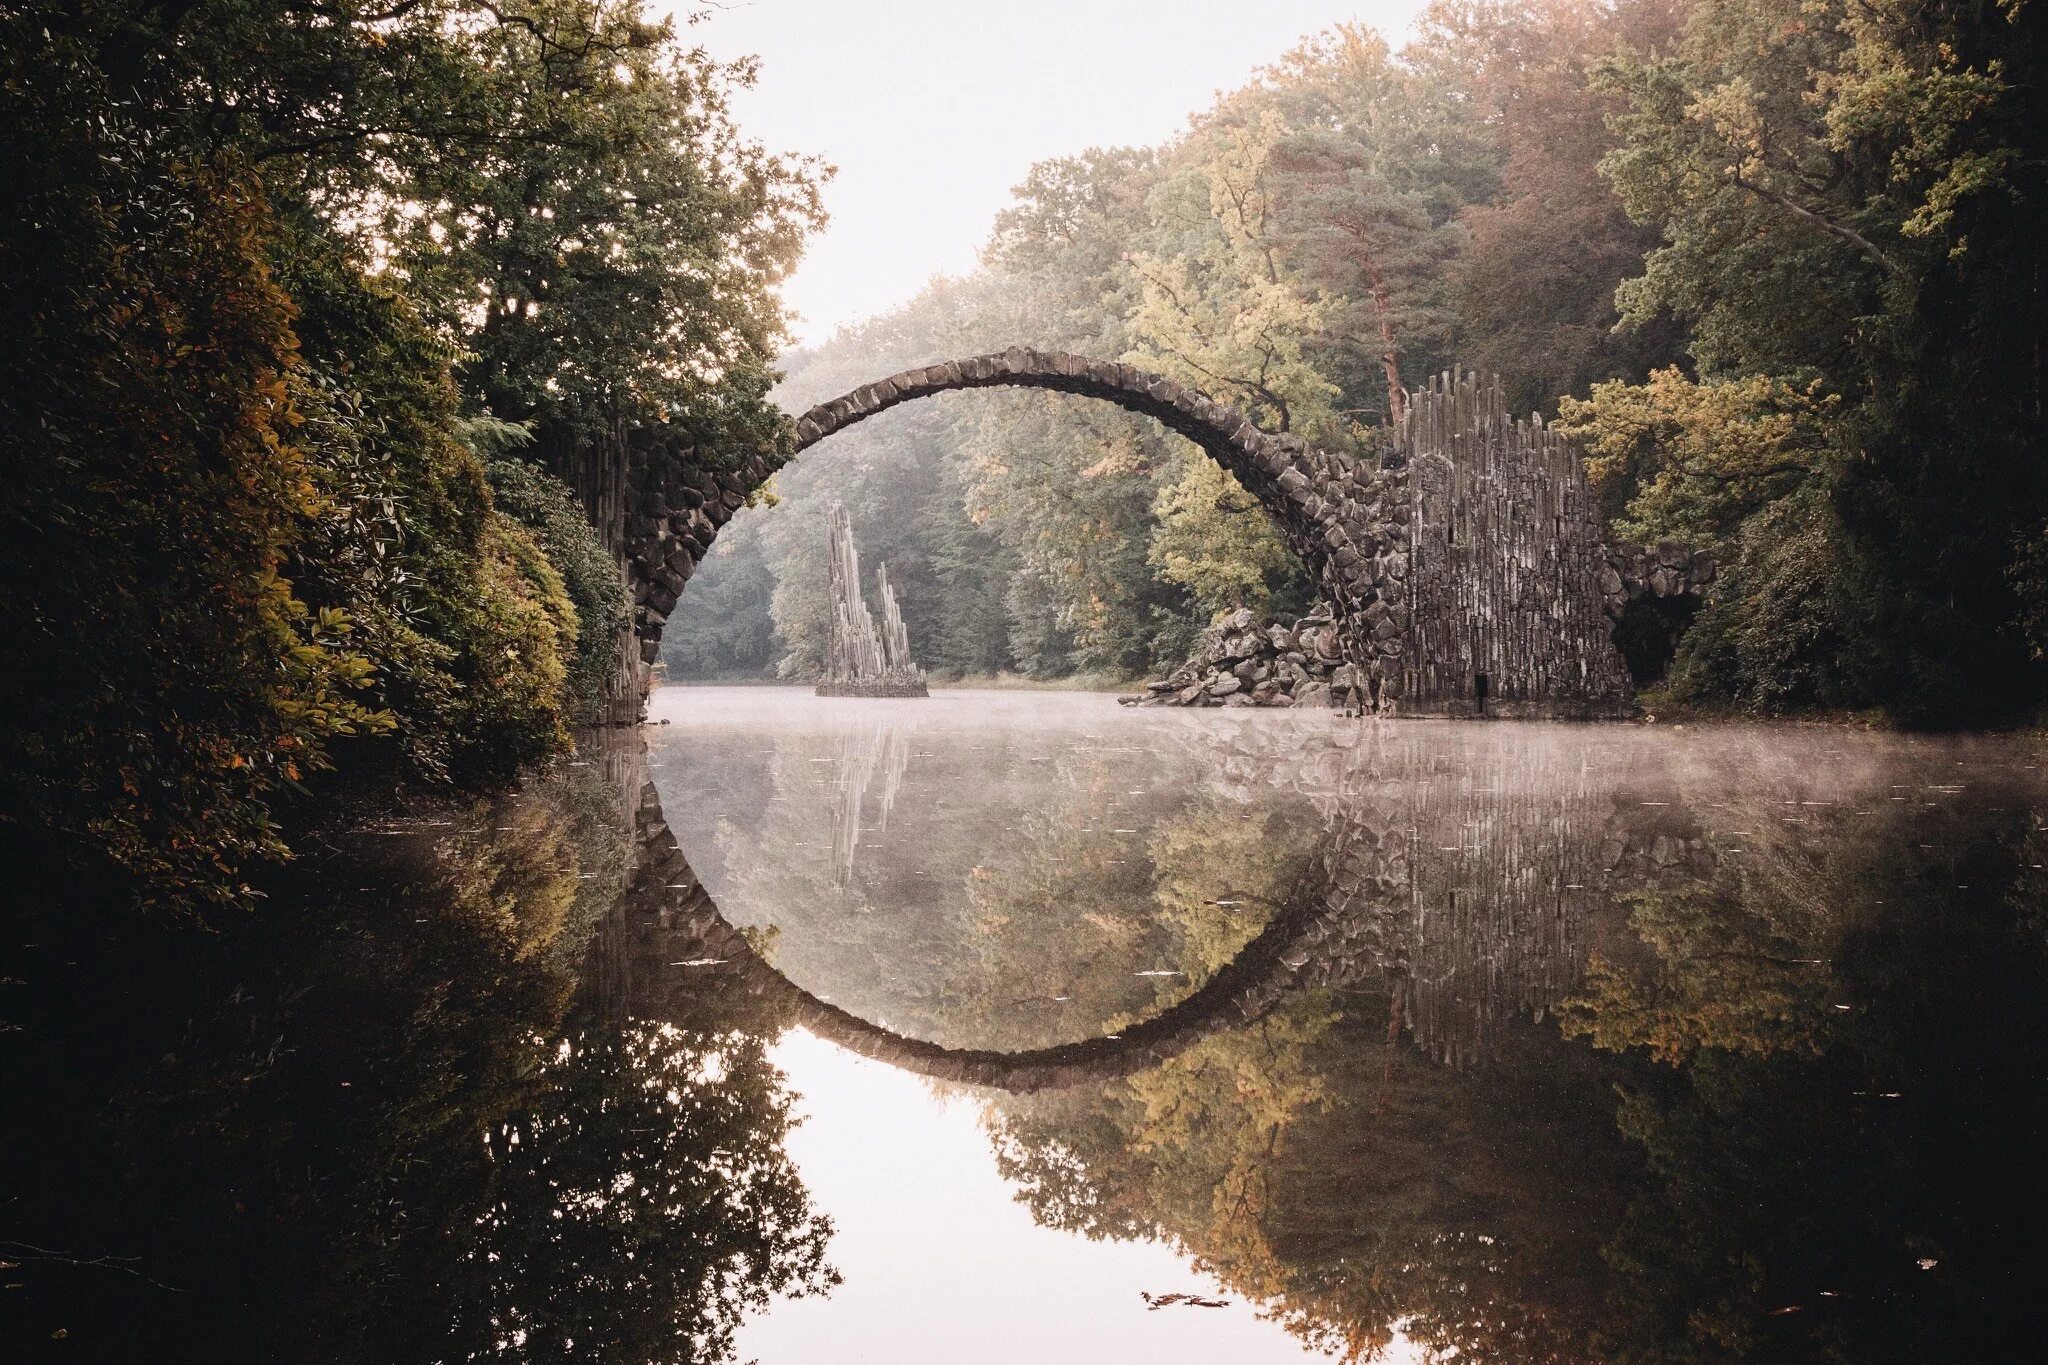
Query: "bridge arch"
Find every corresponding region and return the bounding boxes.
[616,349,1410,712]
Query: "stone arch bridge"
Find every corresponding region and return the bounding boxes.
[550,349,1706,722]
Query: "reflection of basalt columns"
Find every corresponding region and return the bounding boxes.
[832,723,911,888]
[818,502,928,698]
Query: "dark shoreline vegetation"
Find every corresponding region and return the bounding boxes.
[1,1,822,917]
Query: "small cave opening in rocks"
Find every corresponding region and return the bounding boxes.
[1612,591,1701,689]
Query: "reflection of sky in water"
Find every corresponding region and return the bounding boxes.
[737,1031,1412,1364]
[644,684,2048,1363]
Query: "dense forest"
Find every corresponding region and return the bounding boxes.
[4,0,2043,915]
[1,1,820,914]
[667,0,2047,731]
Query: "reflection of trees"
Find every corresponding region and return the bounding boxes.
[990,995,1633,1363]
[691,712,1325,1052]
[973,734,2048,1362]
[1574,794,2048,1363]
[2,742,833,1363]
[430,1023,835,1363]
[971,718,1655,1362]
[945,791,1319,1051]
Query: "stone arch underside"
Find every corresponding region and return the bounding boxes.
[615,349,1415,715]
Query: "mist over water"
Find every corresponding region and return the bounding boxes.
[9,686,2048,1361]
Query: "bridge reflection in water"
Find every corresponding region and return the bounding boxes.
[575,700,2048,1361]
[581,709,1731,1087]
[13,699,2046,1362]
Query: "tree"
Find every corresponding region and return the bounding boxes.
[378,1,825,446]
[1594,0,2048,721]
[0,1,826,913]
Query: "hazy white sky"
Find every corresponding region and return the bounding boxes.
[679,0,1431,344]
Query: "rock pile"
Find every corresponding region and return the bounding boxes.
[1600,540,1716,617]
[1129,603,1363,709]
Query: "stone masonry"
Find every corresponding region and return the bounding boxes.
[559,349,1643,721]
[1143,370,1637,716]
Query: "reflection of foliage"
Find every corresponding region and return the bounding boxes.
[992,1000,1339,1291]
[3,751,833,1361]
[989,1002,1632,1363]
[1560,784,1869,1065]
[437,1024,837,1363]
[707,725,1321,1052]
[1117,1007,1341,1295]
[1148,798,1315,980]
[1585,795,2048,1362]
[1560,885,1830,1065]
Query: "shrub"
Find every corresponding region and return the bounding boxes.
[0,123,391,914]
[482,447,629,725]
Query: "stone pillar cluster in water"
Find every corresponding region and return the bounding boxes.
[818,502,928,699]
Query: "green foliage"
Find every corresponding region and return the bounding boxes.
[1667,490,1863,712]
[1556,369,1861,710]
[1,0,818,912]
[483,447,629,724]
[278,233,574,787]
[1148,455,1307,614]
[1592,0,2048,722]
[0,122,389,911]
[660,528,787,680]
[1558,368,1839,548]
[374,1,823,442]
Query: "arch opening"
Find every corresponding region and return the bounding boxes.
[622,349,1400,710]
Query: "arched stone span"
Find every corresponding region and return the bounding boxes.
[612,355,1636,720]
[617,349,1413,715]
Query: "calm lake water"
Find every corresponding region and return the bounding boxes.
[7,686,2048,1361]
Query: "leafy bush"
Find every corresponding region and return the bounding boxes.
[0,135,390,913]
[279,234,575,789]
[1555,368,1837,548]
[1666,489,1861,712]
[483,449,629,725]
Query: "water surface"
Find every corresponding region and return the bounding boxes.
[7,686,2047,1362]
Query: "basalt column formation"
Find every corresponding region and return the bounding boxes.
[1140,371,1637,717]
[1398,372,1634,718]
[818,502,928,699]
